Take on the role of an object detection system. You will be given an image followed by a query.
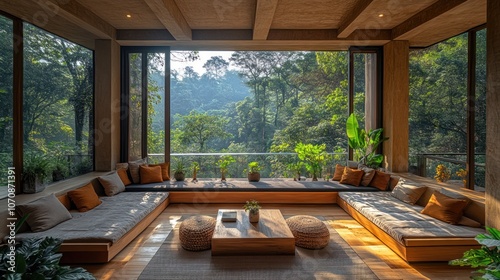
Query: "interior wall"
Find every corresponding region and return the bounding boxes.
[486,0,500,229]
[94,39,121,171]
[382,41,410,172]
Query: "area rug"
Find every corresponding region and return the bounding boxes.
[138,215,377,280]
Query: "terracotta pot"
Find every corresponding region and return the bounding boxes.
[249,211,259,223]
[247,172,260,182]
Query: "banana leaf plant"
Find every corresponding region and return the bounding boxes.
[346,113,388,168]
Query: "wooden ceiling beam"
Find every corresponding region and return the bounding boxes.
[392,0,467,40]
[33,0,116,39]
[337,0,375,38]
[143,0,192,40]
[253,0,279,40]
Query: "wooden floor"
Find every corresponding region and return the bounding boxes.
[81,204,475,280]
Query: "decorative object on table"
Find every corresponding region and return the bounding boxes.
[243,199,261,223]
[22,153,51,193]
[191,161,200,182]
[456,168,468,188]
[294,142,330,181]
[221,211,237,222]
[217,155,235,182]
[346,113,388,168]
[286,215,330,249]
[173,160,186,181]
[449,227,500,279]
[245,161,262,182]
[179,215,216,251]
[434,164,450,183]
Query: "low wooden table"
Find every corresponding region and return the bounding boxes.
[211,209,295,256]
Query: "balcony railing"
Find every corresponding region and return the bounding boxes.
[148,152,348,179]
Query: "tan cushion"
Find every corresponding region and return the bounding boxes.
[67,183,102,212]
[57,194,72,210]
[129,158,147,184]
[117,168,132,186]
[17,194,72,232]
[332,164,345,181]
[369,171,391,191]
[421,192,469,224]
[359,166,376,187]
[391,181,427,205]
[149,162,170,181]
[389,176,400,191]
[457,216,482,228]
[140,165,163,184]
[340,167,364,186]
[98,172,126,196]
[347,160,358,169]
[115,162,129,170]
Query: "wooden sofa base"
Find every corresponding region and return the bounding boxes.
[337,197,480,262]
[59,197,170,264]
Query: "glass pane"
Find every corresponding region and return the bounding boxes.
[0,16,13,194]
[353,53,378,131]
[475,29,486,190]
[409,33,468,179]
[23,23,94,187]
[129,53,142,161]
[147,53,165,164]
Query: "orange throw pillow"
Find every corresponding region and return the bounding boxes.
[67,183,101,212]
[421,192,469,224]
[149,162,170,181]
[117,168,132,186]
[332,164,345,181]
[340,167,364,186]
[140,165,163,184]
[370,171,391,191]
[57,194,72,210]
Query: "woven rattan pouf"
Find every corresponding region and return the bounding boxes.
[179,215,216,251]
[286,215,330,249]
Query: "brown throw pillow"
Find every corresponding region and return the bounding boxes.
[458,216,482,228]
[340,167,364,186]
[129,158,147,184]
[140,165,163,184]
[149,162,170,181]
[67,183,102,212]
[359,166,376,187]
[17,194,72,232]
[332,164,345,181]
[421,192,469,224]
[98,172,126,196]
[57,194,72,210]
[117,168,132,186]
[391,181,427,205]
[370,171,391,191]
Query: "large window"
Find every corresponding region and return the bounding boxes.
[409,30,486,190]
[23,23,94,183]
[0,15,13,190]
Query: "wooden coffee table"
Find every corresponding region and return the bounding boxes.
[211,209,295,256]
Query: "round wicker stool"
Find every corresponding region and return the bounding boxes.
[286,215,330,249]
[179,215,216,251]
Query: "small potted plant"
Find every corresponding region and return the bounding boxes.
[456,168,467,188]
[51,156,69,182]
[217,155,235,182]
[191,161,200,182]
[173,160,186,181]
[22,153,51,193]
[434,164,451,183]
[245,161,262,182]
[243,199,261,223]
[287,162,303,181]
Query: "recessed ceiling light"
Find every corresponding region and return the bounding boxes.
[126,14,132,18]
[378,13,384,18]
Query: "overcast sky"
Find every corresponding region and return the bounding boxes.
[170,51,234,75]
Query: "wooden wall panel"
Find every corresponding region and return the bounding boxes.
[486,0,500,229]
[382,40,410,172]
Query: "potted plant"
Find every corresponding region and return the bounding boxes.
[217,155,235,182]
[434,164,451,183]
[346,113,388,168]
[245,161,262,182]
[243,199,261,223]
[50,156,69,182]
[456,168,468,188]
[449,227,500,279]
[287,162,304,181]
[191,161,200,182]
[294,143,330,181]
[22,153,51,193]
[0,237,95,279]
[173,160,186,181]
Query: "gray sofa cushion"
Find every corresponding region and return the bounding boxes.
[15,192,169,244]
[17,194,72,232]
[339,192,485,246]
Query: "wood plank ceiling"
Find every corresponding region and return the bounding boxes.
[0,0,486,50]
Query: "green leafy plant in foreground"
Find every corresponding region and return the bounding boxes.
[346,113,388,168]
[0,237,95,280]
[449,227,500,279]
